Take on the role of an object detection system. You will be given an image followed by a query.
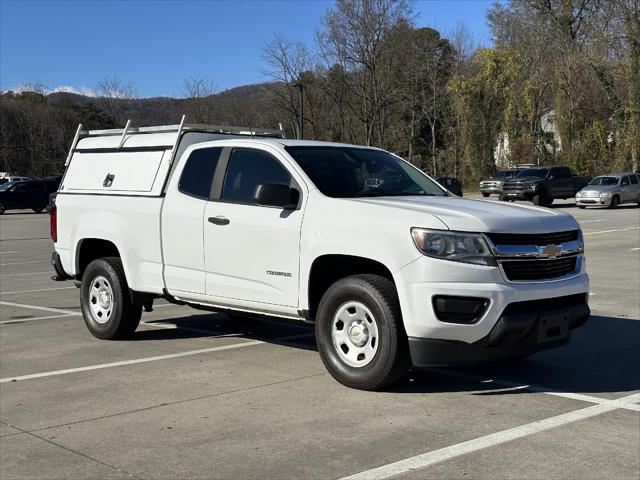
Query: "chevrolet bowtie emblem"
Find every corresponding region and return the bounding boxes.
[540,244,562,258]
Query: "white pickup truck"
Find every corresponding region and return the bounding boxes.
[51,121,590,390]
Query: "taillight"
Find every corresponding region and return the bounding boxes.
[50,205,57,242]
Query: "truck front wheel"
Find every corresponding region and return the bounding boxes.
[80,257,142,340]
[315,274,410,390]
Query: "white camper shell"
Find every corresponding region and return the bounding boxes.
[61,118,285,196]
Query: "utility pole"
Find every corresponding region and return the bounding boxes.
[293,83,304,140]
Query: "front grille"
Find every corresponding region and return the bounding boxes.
[487,230,579,246]
[503,184,523,191]
[501,257,577,281]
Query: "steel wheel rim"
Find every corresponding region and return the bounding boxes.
[88,275,114,325]
[331,301,379,368]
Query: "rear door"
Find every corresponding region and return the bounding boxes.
[203,147,304,307]
[8,182,33,207]
[630,174,640,202]
[619,175,633,202]
[161,147,222,294]
[549,167,572,198]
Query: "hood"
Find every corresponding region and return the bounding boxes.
[579,184,619,194]
[350,196,579,233]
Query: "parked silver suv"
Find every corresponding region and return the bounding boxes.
[575,173,640,209]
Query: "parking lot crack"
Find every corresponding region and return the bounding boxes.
[9,371,328,437]
[2,420,143,479]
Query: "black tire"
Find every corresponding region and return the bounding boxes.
[315,274,411,391]
[532,194,542,206]
[80,257,142,340]
[545,197,554,207]
[498,193,507,201]
[481,192,490,198]
[32,206,45,213]
[0,203,5,215]
[578,205,586,209]
[609,195,619,209]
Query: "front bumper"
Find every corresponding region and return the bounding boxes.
[503,189,534,200]
[576,196,611,207]
[479,186,502,195]
[396,255,589,341]
[408,293,589,366]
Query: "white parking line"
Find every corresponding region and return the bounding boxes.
[0,251,20,255]
[0,271,51,277]
[630,247,640,251]
[429,368,640,412]
[0,301,79,316]
[0,286,76,295]
[0,332,314,383]
[579,219,605,224]
[340,394,639,480]
[583,227,640,235]
[0,260,49,266]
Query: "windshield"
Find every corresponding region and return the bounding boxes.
[285,146,447,198]
[0,182,15,191]
[491,171,516,179]
[589,176,619,186]
[515,168,549,179]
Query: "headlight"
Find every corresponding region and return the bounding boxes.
[599,192,611,198]
[529,184,539,190]
[411,229,497,266]
[575,191,582,197]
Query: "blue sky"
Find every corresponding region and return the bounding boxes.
[1,0,496,98]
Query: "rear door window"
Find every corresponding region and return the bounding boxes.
[179,147,222,199]
[621,176,630,186]
[629,175,638,185]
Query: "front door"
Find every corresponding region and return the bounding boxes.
[204,147,303,307]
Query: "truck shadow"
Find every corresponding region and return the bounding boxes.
[395,314,640,396]
[133,312,638,396]
[133,312,316,351]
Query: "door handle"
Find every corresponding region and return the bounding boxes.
[208,216,230,226]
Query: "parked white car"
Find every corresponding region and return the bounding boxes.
[51,120,590,390]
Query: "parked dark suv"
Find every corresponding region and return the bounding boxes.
[435,176,463,197]
[0,180,50,214]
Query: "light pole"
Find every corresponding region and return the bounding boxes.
[293,83,304,140]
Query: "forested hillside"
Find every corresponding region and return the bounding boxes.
[1,0,637,184]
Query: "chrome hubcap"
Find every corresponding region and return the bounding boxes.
[88,276,114,324]
[331,301,379,368]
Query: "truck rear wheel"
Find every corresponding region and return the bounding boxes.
[80,257,142,340]
[315,274,410,390]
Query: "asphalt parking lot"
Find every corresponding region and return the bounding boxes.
[1,198,639,480]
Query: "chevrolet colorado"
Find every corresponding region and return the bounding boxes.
[51,121,590,390]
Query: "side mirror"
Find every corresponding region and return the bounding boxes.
[548,175,554,180]
[254,183,297,209]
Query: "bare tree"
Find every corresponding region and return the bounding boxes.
[262,33,316,138]
[183,76,217,123]
[96,76,137,125]
[318,0,414,146]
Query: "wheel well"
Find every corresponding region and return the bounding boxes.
[307,254,394,319]
[76,239,120,279]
